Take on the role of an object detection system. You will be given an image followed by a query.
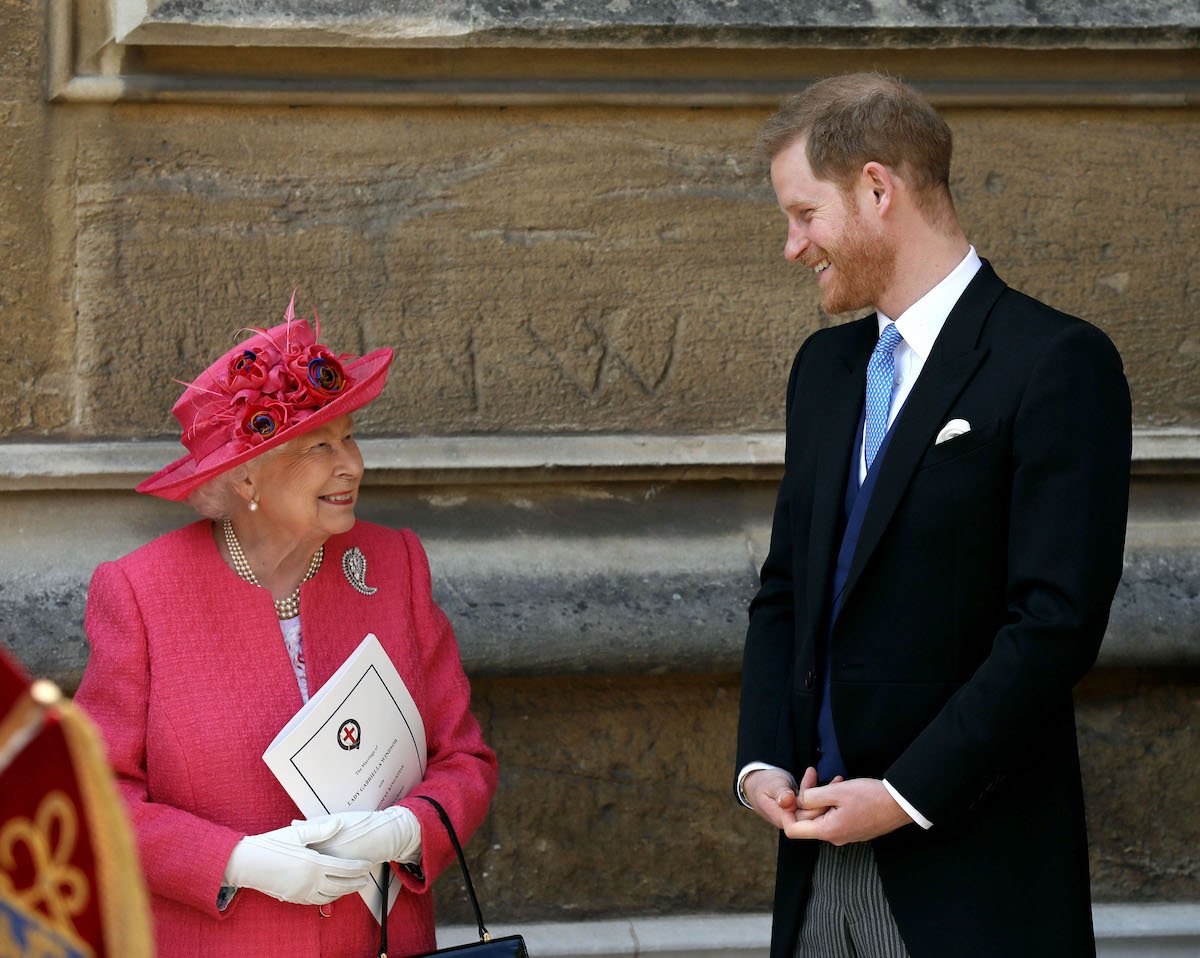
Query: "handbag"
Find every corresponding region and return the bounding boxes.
[377,795,529,958]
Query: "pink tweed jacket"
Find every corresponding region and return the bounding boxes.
[75,520,498,958]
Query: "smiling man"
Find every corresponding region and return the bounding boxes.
[735,73,1132,958]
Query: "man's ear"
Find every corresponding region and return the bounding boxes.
[860,161,895,218]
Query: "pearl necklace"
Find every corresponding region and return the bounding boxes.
[221,517,323,620]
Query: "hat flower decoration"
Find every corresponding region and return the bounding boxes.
[137,293,393,502]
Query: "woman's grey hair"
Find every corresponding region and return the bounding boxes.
[186,464,252,520]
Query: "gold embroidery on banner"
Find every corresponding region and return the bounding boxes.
[0,792,90,942]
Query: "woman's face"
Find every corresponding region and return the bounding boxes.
[246,414,364,547]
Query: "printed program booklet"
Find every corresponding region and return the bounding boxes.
[263,632,427,922]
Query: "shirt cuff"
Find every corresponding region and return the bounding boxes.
[883,779,932,830]
[736,762,796,809]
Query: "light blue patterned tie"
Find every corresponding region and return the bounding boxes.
[864,323,904,473]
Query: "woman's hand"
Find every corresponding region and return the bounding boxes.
[223,822,374,904]
[292,806,421,866]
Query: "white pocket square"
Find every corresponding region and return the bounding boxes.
[935,419,971,445]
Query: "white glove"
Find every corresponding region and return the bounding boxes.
[292,806,422,866]
[223,822,374,905]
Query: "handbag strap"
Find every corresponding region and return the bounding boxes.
[378,863,390,958]
[415,795,491,943]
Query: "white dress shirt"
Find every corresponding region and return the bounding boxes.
[860,247,983,482]
[739,247,983,831]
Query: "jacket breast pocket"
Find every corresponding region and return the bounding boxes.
[916,417,1004,472]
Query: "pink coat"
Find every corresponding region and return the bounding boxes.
[75,519,498,957]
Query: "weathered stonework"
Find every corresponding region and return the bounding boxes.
[458,674,775,922]
[7,106,1197,440]
[114,0,1200,48]
[5,476,1197,689]
[426,669,1200,924]
[1077,669,1200,903]
[1,2,66,435]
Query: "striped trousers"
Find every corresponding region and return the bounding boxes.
[794,842,911,958]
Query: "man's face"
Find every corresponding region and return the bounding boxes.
[770,138,896,315]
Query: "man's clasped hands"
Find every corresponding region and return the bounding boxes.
[744,767,913,846]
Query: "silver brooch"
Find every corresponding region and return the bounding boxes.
[342,547,378,596]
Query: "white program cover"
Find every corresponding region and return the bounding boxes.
[263,632,427,922]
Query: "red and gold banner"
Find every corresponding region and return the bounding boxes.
[0,646,152,958]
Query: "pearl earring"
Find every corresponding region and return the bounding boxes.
[248,497,259,512]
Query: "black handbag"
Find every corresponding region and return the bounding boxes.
[377,795,529,958]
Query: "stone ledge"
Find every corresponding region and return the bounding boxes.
[1,483,1196,686]
[50,1,1200,106]
[436,905,1200,956]
[0,434,787,489]
[2,435,1196,687]
[0,429,1195,490]
[112,1,1200,49]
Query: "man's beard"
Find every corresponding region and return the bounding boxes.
[819,206,897,316]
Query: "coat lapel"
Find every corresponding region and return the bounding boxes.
[837,262,1006,614]
[804,318,877,644]
[300,535,368,694]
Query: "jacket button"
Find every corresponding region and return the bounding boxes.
[804,670,816,689]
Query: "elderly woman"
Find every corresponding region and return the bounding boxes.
[74,301,497,956]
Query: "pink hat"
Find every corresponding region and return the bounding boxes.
[137,298,393,501]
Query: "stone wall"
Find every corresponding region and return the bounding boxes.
[459,667,1200,923]
[8,103,1200,437]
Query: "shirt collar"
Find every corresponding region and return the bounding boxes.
[876,246,982,361]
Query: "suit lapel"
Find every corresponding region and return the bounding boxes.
[804,318,876,643]
[837,262,1006,614]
